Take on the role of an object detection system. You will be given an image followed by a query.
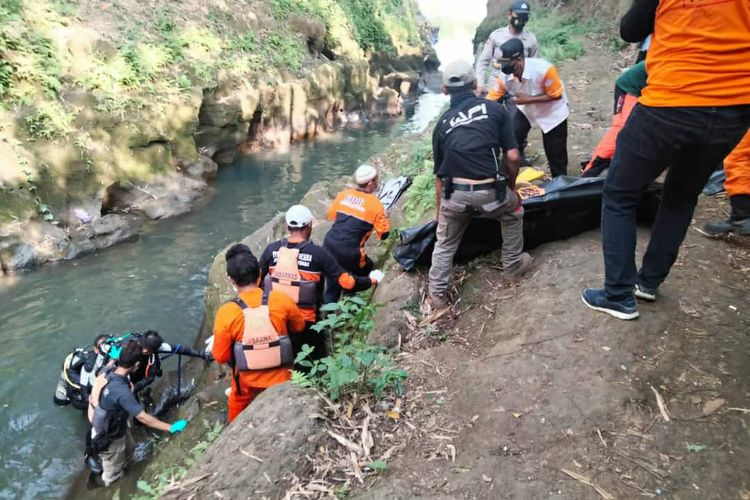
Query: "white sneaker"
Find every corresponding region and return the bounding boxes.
[634,284,656,302]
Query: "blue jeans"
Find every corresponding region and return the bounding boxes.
[602,104,750,298]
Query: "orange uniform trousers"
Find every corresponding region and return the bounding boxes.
[725,130,750,198]
[228,386,265,422]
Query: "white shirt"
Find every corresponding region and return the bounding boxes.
[494,58,569,133]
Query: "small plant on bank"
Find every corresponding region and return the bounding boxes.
[293,296,407,401]
[133,419,224,500]
[400,138,436,224]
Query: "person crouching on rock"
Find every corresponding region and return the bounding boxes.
[260,205,380,366]
[89,340,188,487]
[323,164,390,303]
[212,244,306,422]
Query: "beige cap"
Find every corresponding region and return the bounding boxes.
[442,60,476,87]
[354,164,378,185]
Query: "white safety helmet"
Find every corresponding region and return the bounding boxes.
[354,164,378,185]
[285,204,313,228]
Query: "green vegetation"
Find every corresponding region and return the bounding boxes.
[527,10,585,63]
[133,420,224,500]
[0,0,421,141]
[0,0,426,223]
[400,139,435,225]
[267,34,305,71]
[474,8,610,64]
[266,0,420,55]
[293,296,407,401]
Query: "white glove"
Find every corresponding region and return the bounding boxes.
[204,335,215,353]
[369,270,385,283]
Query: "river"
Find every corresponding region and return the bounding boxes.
[0,93,447,499]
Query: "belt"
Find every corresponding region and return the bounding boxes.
[452,181,496,192]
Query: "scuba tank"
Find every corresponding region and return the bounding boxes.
[52,332,134,411]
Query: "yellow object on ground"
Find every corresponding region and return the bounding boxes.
[517,167,545,184]
[516,184,546,200]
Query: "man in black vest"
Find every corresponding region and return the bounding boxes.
[428,60,533,309]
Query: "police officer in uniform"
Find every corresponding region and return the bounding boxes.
[428,60,533,309]
[475,1,538,96]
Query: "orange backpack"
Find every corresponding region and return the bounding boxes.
[231,290,293,371]
[263,242,318,308]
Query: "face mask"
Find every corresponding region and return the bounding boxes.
[501,63,514,75]
[510,15,528,32]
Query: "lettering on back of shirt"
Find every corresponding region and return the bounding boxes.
[341,195,366,212]
[271,250,312,268]
[445,104,488,135]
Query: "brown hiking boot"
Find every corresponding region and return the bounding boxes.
[428,293,449,310]
[503,253,533,282]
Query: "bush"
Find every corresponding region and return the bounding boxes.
[266,34,304,71]
[24,102,72,141]
[474,9,602,64]
[399,138,436,224]
[293,296,407,401]
[341,0,394,54]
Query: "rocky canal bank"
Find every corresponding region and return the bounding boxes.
[62,113,439,499]
[0,0,437,274]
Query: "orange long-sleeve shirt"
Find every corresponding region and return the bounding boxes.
[641,0,750,107]
[212,288,306,390]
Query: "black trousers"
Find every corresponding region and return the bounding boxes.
[515,113,569,177]
[323,253,373,304]
[292,322,328,373]
[602,104,750,298]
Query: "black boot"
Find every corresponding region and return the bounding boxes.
[705,195,750,236]
[85,454,103,475]
[730,195,750,223]
[86,471,105,489]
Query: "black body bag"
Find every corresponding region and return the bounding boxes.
[393,176,663,271]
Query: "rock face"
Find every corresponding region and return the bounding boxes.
[368,271,422,349]
[162,384,325,500]
[68,214,142,255]
[194,60,393,164]
[0,213,144,273]
[0,0,435,272]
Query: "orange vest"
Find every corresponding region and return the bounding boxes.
[231,291,293,372]
[263,243,318,309]
[641,0,750,107]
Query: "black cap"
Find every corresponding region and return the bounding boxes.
[500,38,524,73]
[509,1,531,14]
[500,38,525,60]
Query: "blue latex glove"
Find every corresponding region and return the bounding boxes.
[108,344,122,360]
[170,419,188,434]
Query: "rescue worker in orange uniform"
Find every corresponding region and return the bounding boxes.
[323,164,390,303]
[212,244,306,422]
[704,131,750,236]
[581,61,646,178]
[260,205,378,363]
[582,0,750,320]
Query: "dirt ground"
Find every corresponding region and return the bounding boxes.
[353,35,750,500]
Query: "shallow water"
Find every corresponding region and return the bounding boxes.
[0,92,447,499]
